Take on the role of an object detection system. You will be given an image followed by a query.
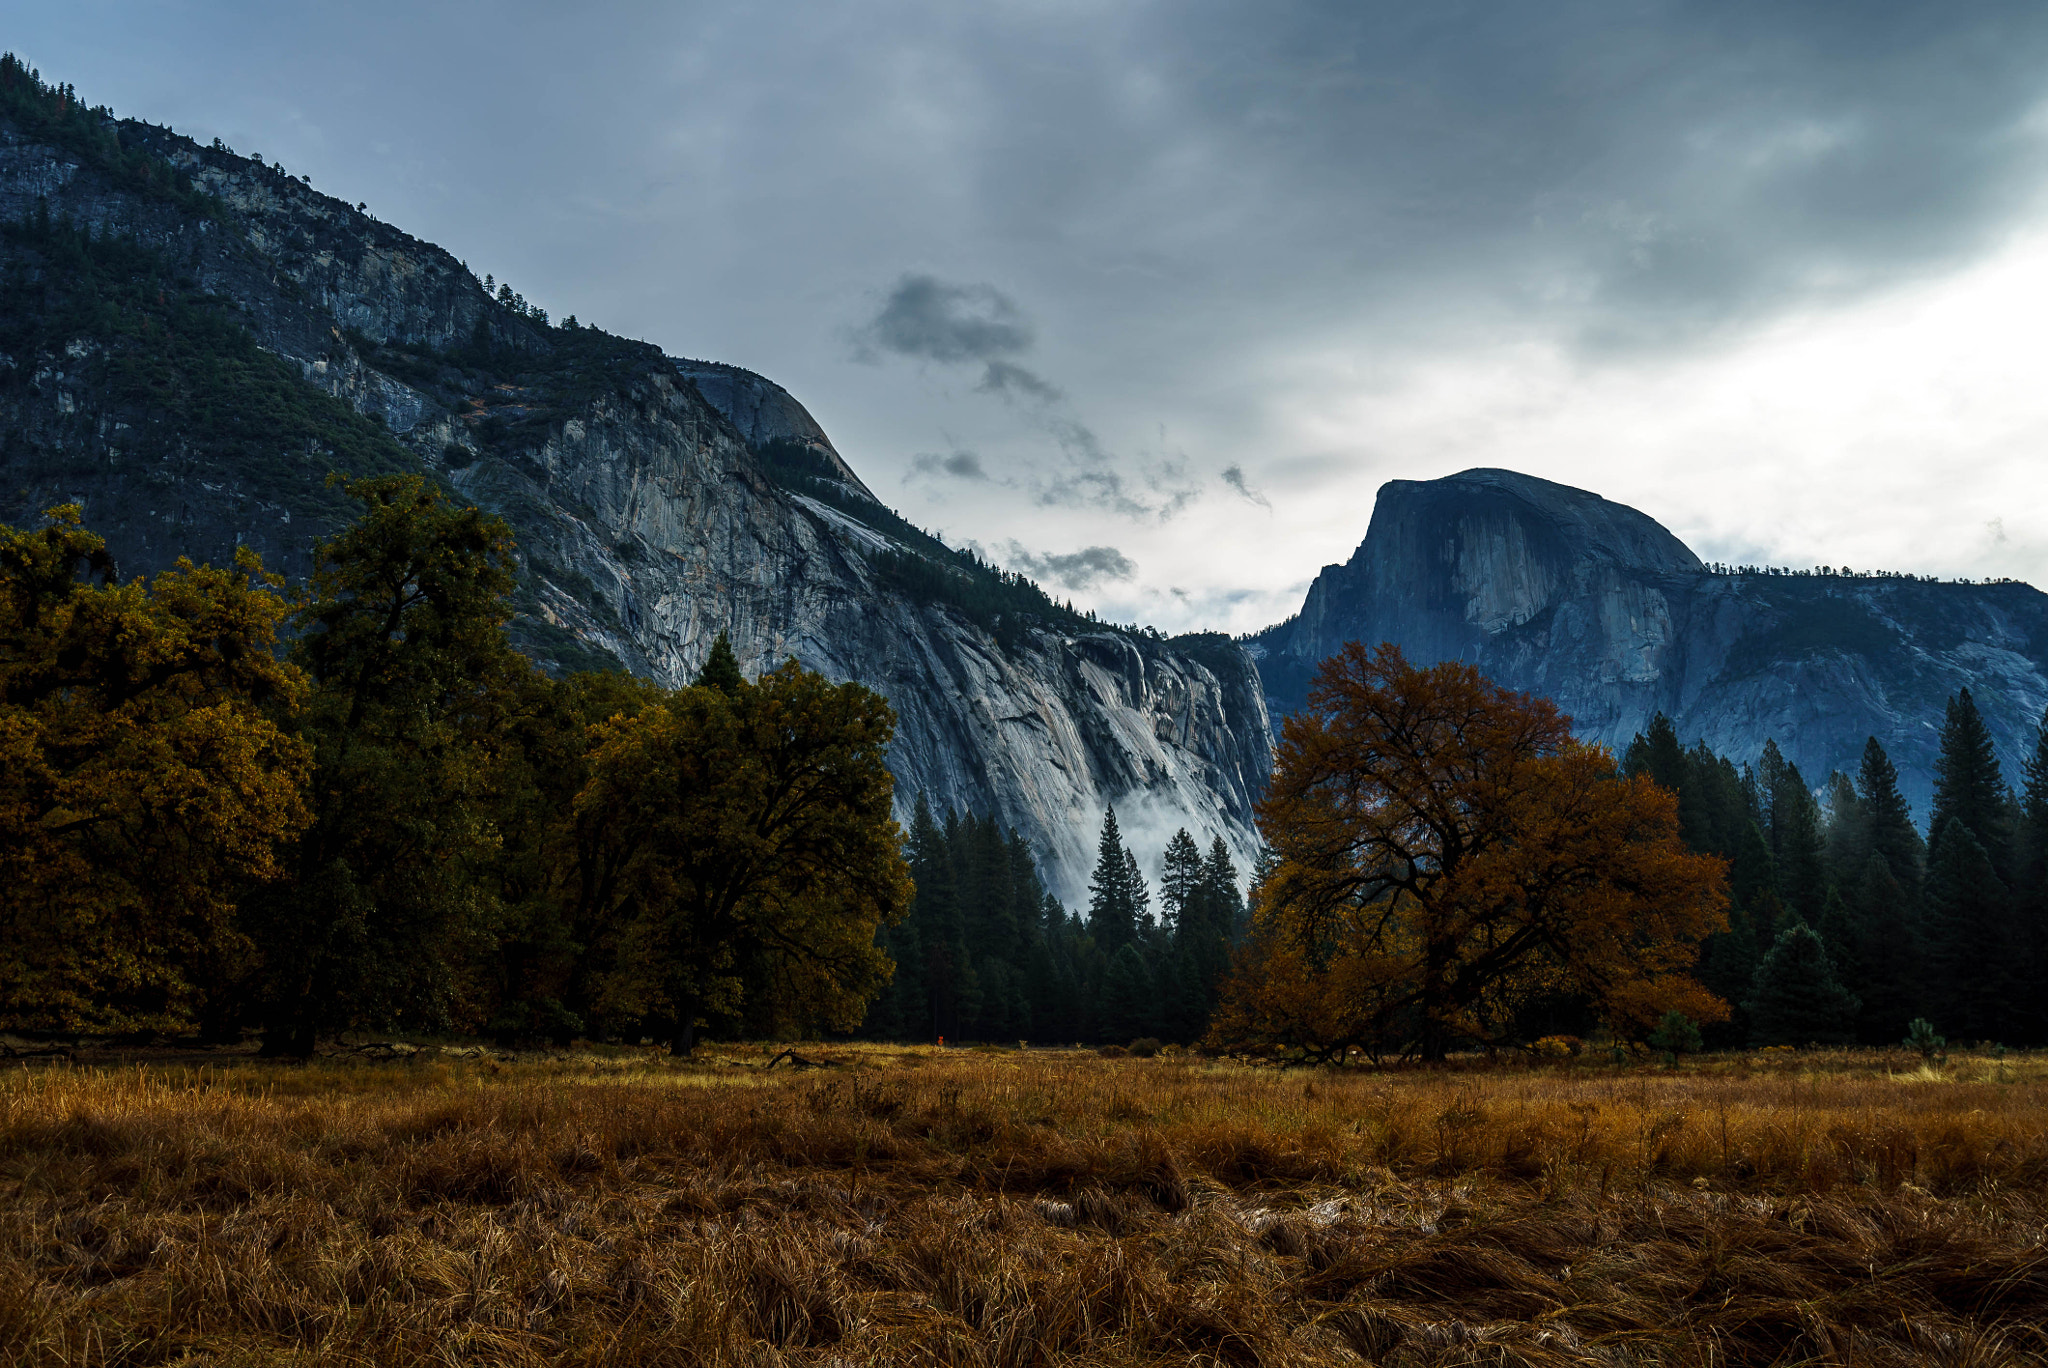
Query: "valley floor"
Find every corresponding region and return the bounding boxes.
[2,1045,2045,1366]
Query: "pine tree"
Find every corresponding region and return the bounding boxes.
[1819,770,1868,892]
[1158,828,1204,934]
[1087,806,1138,953]
[1769,757,1828,922]
[1931,688,2010,880]
[1856,737,1925,897]
[2017,709,2048,1043]
[1747,921,1859,1046]
[1850,854,1922,1045]
[693,632,744,695]
[1923,817,2017,1042]
[1124,848,1153,939]
[1622,712,1687,793]
[1102,943,1154,1043]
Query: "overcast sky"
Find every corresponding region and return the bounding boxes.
[18,2,2048,632]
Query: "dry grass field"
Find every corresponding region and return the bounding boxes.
[2,1045,2045,1367]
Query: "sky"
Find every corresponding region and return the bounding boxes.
[15,1,2048,634]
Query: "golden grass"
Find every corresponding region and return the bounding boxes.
[2,1046,2045,1366]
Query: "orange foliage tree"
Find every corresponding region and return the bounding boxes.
[0,508,311,1033]
[1211,643,1727,1061]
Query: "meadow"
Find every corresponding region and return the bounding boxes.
[1,1044,2044,1367]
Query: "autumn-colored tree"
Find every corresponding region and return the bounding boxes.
[1210,643,1727,1062]
[571,659,911,1050]
[0,507,311,1033]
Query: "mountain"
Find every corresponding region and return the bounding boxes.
[1246,467,2048,817]
[0,62,1271,899]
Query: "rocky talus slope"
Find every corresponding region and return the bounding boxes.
[0,91,1269,897]
[1248,468,2048,815]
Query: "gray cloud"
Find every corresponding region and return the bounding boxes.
[1221,465,1270,510]
[909,449,993,482]
[857,275,1033,365]
[977,359,1061,401]
[32,0,2048,632]
[999,541,1138,592]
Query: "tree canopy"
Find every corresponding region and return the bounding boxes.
[0,508,311,1032]
[1214,643,1728,1061]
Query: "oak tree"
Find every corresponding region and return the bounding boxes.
[1211,643,1727,1062]
[0,508,311,1033]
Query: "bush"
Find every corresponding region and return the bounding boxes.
[1096,1044,1128,1058]
[1648,1011,1703,1058]
[1905,1018,1945,1061]
[1128,1038,1161,1058]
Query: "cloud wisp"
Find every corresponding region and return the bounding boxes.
[995,540,1138,592]
[861,272,1200,521]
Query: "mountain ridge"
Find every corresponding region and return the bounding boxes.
[1248,467,2048,817]
[0,62,1272,899]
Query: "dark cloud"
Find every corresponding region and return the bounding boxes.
[857,275,1033,366]
[1000,541,1138,591]
[909,449,993,481]
[29,1,2048,631]
[977,359,1061,401]
[1221,465,1270,510]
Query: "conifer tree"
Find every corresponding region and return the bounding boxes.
[1856,737,1924,897]
[1747,920,1859,1046]
[1087,806,1139,953]
[2016,708,2048,1043]
[1923,817,2017,1042]
[693,631,744,695]
[1768,756,1828,922]
[1158,828,1204,933]
[1931,688,2010,880]
[1849,854,1922,1045]
[1101,943,1154,1043]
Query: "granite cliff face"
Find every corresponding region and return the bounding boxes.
[1248,468,2048,817]
[0,99,1270,899]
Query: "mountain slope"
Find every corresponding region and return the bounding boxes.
[1247,468,2048,816]
[0,63,1271,898]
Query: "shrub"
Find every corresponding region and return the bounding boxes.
[1905,1017,1945,1061]
[1128,1038,1162,1058]
[1648,1011,1703,1059]
[1096,1044,1128,1058]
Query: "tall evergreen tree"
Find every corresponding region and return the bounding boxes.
[1747,921,1859,1046]
[1931,688,2011,880]
[1101,943,1155,1043]
[1856,737,1925,897]
[1158,828,1204,934]
[2016,708,2048,1043]
[692,632,744,695]
[1087,806,1140,953]
[1849,854,1922,1045]
[1768,756,1828,922]
[1923,817,2018,1042]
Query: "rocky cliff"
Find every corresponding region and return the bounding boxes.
[0,80,1271,899]
[1247,468,2048,818]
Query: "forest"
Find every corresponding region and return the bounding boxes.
[6,472,2046,1058]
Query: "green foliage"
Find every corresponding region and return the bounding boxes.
[1086,806,1148,954]
[0,506,311,1034]
[1904,1017,1945,1060]
[1647,1009,1703,1057]
[1747,921,1859,1047]
[0,55,223,220]
[693,631,744,695]
[249,475,528,1054]
[0,220,421,527]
